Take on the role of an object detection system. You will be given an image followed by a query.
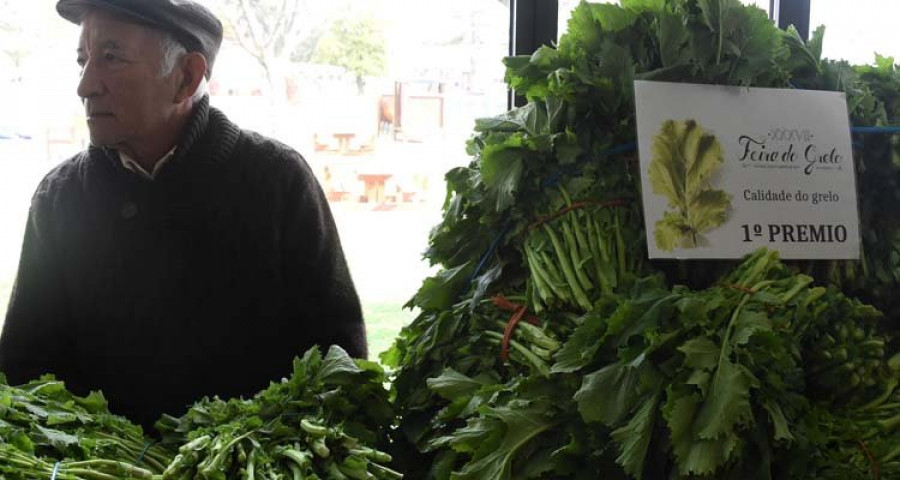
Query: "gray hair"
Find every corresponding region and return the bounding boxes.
[158,31,208,102]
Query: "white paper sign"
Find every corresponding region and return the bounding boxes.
[634,80,860,260]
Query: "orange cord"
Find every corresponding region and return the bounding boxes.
[858,441,881,480]
[492,294,540,361]
[527,198,628,231]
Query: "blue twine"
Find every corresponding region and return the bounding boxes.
[851,126,900,134]
[50,462,61,480]
[604,142,638,156]
[135,440,156,467]
[467,142,637,285]
[468,219,513,286]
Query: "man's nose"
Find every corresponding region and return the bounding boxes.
[77,59,104,99]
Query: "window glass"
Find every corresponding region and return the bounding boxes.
[0,0,509,358]
[810,0,900,65]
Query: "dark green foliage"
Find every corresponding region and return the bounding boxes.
[0,346,398,479]
[384,1,900,478]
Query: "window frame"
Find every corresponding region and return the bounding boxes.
[508,0,559,108]
[776,0,811,39]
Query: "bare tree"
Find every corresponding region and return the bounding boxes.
[215,0,345,100]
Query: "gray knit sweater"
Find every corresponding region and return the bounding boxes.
[0,97,366,429]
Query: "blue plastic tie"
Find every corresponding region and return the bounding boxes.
[468,219,513,286]
[604,142,638,156]
[135,440,156,467]
[851,126,900,134]
[50,462,61,480]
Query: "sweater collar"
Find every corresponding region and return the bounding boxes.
[91,95,241,173]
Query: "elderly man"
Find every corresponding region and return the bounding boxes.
[0,0,366,429]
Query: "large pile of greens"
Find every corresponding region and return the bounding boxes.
[382,0,900,478]
[0,346,399,479]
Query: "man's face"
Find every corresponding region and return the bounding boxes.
[76,11,179,150]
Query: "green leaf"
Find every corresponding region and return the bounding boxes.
[697,0,740,64]
[649,119,731,251]
[593,3,638,32]
[474,103,534,133]
[560,2,604,57]
[694,359,755,440]
[555,132,582,165]
[574,363,642,425]
[413,262,473,310]
[807,25,825,63]
[762,401,794,442]
[664,391,738,476]
[36,425,79,449]
[875,53,895,72]
[621,0,666,12]
[658,11,692,67]
[481,143,525,211]
[451,401,558,480]
[552,309,608,373]
[687,370,712,397]
[529,45,560,69]
[545,96,567,133]
[524,103,550,137]
[9,431,35,453]
[73,391,108,414]
[317,345,362,385]
[679,337,720,371]
[608,287,679,349]
[427,369,490,401]
[731,309,772,346]
[611,393,660,479]
[47,412,78,426]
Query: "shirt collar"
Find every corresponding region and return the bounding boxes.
[118,146,177,180]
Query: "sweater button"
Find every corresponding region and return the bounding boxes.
[120,202,138,219]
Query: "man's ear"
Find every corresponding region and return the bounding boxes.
[174,52,208,103]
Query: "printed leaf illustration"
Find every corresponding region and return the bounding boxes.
[649,119,731,251]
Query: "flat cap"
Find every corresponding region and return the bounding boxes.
[56,0,224,78]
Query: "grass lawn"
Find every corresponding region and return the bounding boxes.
[363,301,418,361]
[331,202,439,365]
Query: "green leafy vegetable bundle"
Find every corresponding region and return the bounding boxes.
[0,346,399,479]
[383,0,900,478]
[567,249,900,478]
[155,345,399,480]
[0,375,174,479]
